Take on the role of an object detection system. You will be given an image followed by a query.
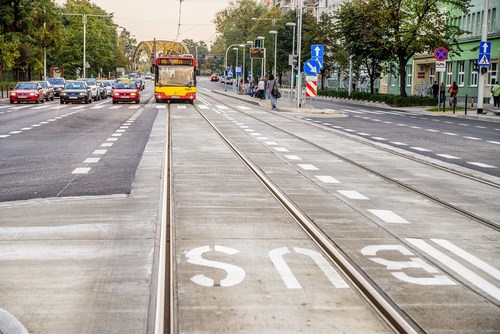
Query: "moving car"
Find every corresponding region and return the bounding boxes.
[81,78,100,101]
[60,80,92,104]
[96,81,107,99]
[10,81,44,104]
[112,82,140,104]
[38,81,55,101]
[145,72,152,80]
[47,78,65,97]
[210,73,219,82]
[134,78,145,91]
[101,80,113,97]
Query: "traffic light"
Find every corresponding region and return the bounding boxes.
[202,53,206,58]
[254,39,261,49]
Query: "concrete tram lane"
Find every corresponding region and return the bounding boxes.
[0,105,164,333]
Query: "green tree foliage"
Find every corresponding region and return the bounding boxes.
[335,0,392,93]
[375,0,469,96]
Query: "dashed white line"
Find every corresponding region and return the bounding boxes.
[284,155,302,160]
[72,167,91,174]
[368,210,410,224]
[337,190,368,200]
[443,132,458,136]
[315,175,340,183]
[467,162,497,168]
[487,141,500,145]
[84,158,101,163]
[298,164,319,171]
[463,136,481,140]
[411,147,432,152]
[93,150,107,155]
[273,147,289,152]
[100,143,113,147]
[436,154,461,159]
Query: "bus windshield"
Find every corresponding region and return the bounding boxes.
[157,66,194,87]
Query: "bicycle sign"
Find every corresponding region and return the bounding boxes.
[434,47,448,61]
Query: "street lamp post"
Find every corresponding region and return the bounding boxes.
[286,22,296,101]
[269,30,278,76]
[296,1,303,108]
[224,43,241,91]
[246,41,253,85]
[240,44,246,90]
[61,12,113,78]
[233,47,239,92]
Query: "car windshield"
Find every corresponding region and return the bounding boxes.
[38,82,48,88]
[83,79,96,86]
[48,78,64,85]
[116,83,136,89]
[16,83,37,90]
[103,81,112,86]
[66,82,85,89]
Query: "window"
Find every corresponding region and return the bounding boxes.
[406,65,412,87]
[429,67,435,84]
[457,61,465,86]
[470,60,478,87]
[488,62,498,86]
[446,62,453,85]
[471,13,476,35]
[489,8,496,33]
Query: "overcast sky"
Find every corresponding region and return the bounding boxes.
[56,0,232,46]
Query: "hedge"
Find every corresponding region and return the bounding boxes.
[317,89,437,107]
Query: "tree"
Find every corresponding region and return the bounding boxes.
[310,12,338,90]
[335,0,392,93]
[376,0,469,96]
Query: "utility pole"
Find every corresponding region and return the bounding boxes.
[477,0,489,114]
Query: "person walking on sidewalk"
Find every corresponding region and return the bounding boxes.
[266,73,279,110]
[491,80,500,108]
[256,77,265,99]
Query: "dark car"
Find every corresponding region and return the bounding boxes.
[96,81,107,99]
[60,80,92,104]
[112,82,140,104]
[47,78,65,97]
[134,78,145,91]
[10,82,44,104]
[38,81,55,101]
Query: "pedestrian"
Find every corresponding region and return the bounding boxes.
[266,73,279,110]
[447,81,458,106]
[439,82,446,100]
[256,77,265,99]
[432,81,439,98]
[491,79,500,108]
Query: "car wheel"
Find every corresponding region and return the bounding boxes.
[112,100,117,104]
[60,99,64,104]
[51,95,54,101]
[136,99,140,104]
[85,96,89,104]
[10,101,13,104]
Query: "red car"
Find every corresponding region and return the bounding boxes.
[210,73,219,82]
[112,82,140,104]
[10,82,45,104]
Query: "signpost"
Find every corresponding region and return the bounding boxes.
[434,47,448,110]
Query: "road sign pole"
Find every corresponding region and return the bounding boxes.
[477,0,489,114]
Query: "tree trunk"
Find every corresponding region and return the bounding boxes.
[398,56,408,97]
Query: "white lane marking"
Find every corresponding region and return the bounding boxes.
[116,129,126,133]
[177,105,187,109]
[198,105,209,109]
[112,133,122,137]
[237,106,251,110]
[443,132,458,136]
[244,129,254,132]
[257,137,268,140]
[383,121,393,124]
[93,150,107,155]
[436,154,461,159]
[84,158,100,163]
[0,135,10,138]
[391,142,408,146]
[216,105,229,109]
[100,143,113,147]
[337,190,369,200]
[368,210,410,224]
[284,155,302,160]
[410,126,422,129]
[298,164,319,171]
[273,147,289,152]
[315,175,340,184]
[463,136,481,140]
[426,129,439,132]
[459,123,469,126]
[91,105,105,109]
[110,106,121,109]
[72,167,91,174]
[120,126,129,129]
[467,162,497,168]
[20,127,32,130]
[250,133,261,136]
[406,238,500,302]
[357,133,370,136]
[372,137,387,141]
[344,129,356,132]
[475,125,487,129]
[9,131,22,134]
[396,123,407,126]
[128,105,141,109]
[411,147,432,152]
[265,141,278,145]
[107,138,118,142]
[431,239,500,279]
[487,141,500,145]
[239,125,248,128]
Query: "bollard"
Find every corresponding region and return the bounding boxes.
[465,95,468,115]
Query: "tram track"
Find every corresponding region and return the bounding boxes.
[192,102,423,334]
[205,93,500,232]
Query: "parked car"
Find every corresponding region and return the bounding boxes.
[210,73,219,82]
[47,78,65,97]
[10,81,44,104]
[59,80,92,104]
[96,81,107,99]
[38,81,55,101]
[81,78,100,101]
[112,82,140,104]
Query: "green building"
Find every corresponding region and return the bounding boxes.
[382,0,499,101]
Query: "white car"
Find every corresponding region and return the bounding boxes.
[82,78,100,101]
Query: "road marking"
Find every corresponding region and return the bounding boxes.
[72,167,91,174]
[298,164,319,171]
[20,127,32,130]
[115,129,126,133]
[372,137,387,141]
[107,138,118,142]
[411,147,432,152]
[216,105,229,109]
[100,143,113,147]
[315,175,340,183]
[487,141,500,145]
[93,150,107,154]
[467,162,497,168]
[406,238,500,302]
[463,136,481,140]
[265,141,278,145]
[357,133,370,136]
[9,131,22,134]
[410,126,422,129]
[257,137,268,140]
[110,106,121,109]
[390,142,408,146]
[437,154,461,159]
[237,106,251,110]
[250,133,261,136]
[284,155,302,160]
[426,129,439,132]
[198,105,209,109]
[112,133,122,137]
[368,210,410,224]
[337,190,368,200]
[91,105,105,109]
[344,129,356,132]
[273,147,289,152]
[475,125,487,129]
[0,135,10,138]
[84,158,100,163]
[244,129,254,132]
[443,132,458,136]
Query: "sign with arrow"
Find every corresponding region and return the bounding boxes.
[311,44,324,69]
[304,59,320,76]
[477,41,491,67]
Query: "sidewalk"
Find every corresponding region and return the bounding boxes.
[214,89,500,122]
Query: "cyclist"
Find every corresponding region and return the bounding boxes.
[448,81,458,106]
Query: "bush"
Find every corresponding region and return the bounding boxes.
[318,89,437,107]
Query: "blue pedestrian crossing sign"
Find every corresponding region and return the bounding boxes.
[236,66,242,75]
[478,41,491,67]
[227,69,233,78]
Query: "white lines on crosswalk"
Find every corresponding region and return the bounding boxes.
[84,158,101,163]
